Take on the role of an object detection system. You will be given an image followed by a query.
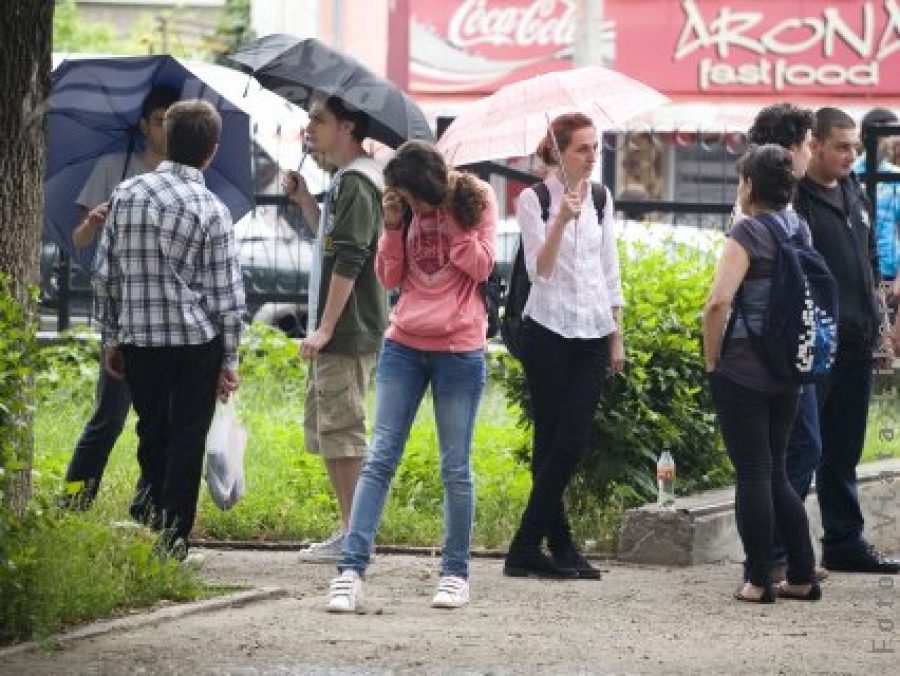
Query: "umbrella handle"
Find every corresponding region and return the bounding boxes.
[545,113,570,193]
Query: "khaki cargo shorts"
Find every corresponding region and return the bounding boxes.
[304,351,376,459]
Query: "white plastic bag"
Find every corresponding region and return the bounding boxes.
[204,397,248,511]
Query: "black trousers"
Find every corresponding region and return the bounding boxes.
[511,318,609,552]
[709,373,815,586]
[121,338,222,544]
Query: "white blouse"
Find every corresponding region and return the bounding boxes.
[516,174,624,339]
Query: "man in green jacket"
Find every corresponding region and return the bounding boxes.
[284,96,388,560]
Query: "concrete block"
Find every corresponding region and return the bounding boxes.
[617,458,900,566]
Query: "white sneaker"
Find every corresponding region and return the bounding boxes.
[431,576,469,609]
[300,531,345,562]
[327,570,362,613]
[183,551,206,569]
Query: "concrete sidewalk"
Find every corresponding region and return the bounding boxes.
[1,548,896,675]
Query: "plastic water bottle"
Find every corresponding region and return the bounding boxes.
[657,450,676,511]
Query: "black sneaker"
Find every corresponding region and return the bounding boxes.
[824,545,900,574]
[504,548,578,579]
[551,550,602,580]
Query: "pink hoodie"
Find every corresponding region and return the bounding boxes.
[376,181,497,352]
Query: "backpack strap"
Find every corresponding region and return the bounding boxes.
[591,182,608,216]
[529,180,607,224]
[532,181,551,222]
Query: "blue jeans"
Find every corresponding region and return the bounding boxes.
[816,339,873,556]
[64,346,132,504]
[339,339,486,578]
[771,383,822,565]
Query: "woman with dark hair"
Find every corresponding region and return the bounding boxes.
[703,144,822,603]
[503,112,625,580]
[326,140,496,612]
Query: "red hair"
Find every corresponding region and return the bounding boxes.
[535,112,595,166]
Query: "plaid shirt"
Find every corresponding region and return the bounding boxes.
[94,161,245,370]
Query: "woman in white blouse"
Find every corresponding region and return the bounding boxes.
[503,112,625,580]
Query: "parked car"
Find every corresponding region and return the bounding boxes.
[234,215,313,337]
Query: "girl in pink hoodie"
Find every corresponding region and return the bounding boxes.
[327,141,497,613]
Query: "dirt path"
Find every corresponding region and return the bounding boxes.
[2,548,895,675]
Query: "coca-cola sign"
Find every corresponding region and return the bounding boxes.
[615,0,900,94]
[410,0,597,94]
[447,0,577,48]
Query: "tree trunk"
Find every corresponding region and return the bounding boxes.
[0,1,53,514]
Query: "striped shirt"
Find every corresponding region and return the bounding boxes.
[94,161,245,370]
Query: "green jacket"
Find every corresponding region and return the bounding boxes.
[318,162,388,355]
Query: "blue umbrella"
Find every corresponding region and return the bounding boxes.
[45,55,254,270]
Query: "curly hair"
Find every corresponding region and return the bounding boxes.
[747,103,814,150]
[736,144,797,211]
[383,140,488,230]
[535,112,594,166]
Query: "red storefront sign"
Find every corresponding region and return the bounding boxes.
[410,0,900,97]
[617,0,900,95]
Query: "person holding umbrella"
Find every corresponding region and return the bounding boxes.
[503,112,625,580]
[283,96,388,560]
[326,140,496,612]
[61,84,179,515]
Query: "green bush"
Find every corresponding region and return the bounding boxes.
[498,237,733,511]
[0,276,39,591]
[0,512,205,644]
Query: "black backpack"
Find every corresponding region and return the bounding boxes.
[480,269,503,339]
[729,212,839,384]
[500,181,608,359]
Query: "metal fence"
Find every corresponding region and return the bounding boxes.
[41,124,898,334]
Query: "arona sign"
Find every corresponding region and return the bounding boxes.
[616,0,900,95]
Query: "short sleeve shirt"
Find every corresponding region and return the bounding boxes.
[718,211,810,393]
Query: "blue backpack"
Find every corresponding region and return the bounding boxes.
[731,212,839,384]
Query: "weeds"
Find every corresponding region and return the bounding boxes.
[0,503,203,644]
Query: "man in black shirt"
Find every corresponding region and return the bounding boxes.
[793,107,899,574]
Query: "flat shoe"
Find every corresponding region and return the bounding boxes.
[824,545,900,574]
[776,581,822,601]
[733,583,775,604]
[504,549,578,579]
[552,551,602,580]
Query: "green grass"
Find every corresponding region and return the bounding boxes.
[34,381,531,549]
[33,329,533,550]
[0,509,205,644]
[33,329,900,553]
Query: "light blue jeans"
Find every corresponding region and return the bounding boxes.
[338,339,486,578]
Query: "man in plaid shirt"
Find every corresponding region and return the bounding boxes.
[94,99,246,558]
